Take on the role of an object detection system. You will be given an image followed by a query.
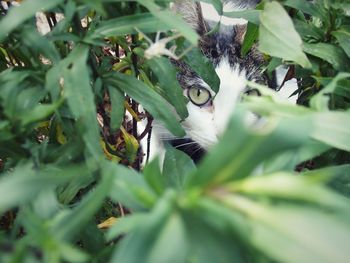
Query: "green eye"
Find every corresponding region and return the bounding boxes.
[187,87,212,106]
[245,89,260,96]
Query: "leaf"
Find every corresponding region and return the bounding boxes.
[147,212,188,263]
[120,127,139,164]
[109,163,157,210]
[224,10,261,25]
[230,172,349,209]
[61,45,103,160]
[85,13,173,42]
[162,146,196,190]
[53,164,114,241]
[259,2,311,68]
[225,196,350,263]
[0,0,63,42]
[105,72,185,137]
[147,57,188,119]
[263,141,330,173]
[312,111,350,152]
[108,86,125,132]
[137,0,198,45]
[19,99,63,126]
[189,109,313,187]
[110,190,179,263]
[143,157,165,195]
[284,0,324,18]
[201,0,223,15]
[303,43,350,71]
[332,26,350,58]
[241,22,259,56]
[0,163,85,213]
[310,73,350,111]
[107,213,149,241]
[182,46,221,93]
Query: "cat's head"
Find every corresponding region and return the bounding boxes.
[170,1,266,150]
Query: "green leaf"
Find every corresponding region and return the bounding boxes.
[147,212,188,263]
[144,157,165,195]
[147,57,188,119]
[259,1,311,68]
[263,141,330,173]
[110,190,177,263]
[189,109,313,187]
[303,43,350,71]
[163,146,196,190]
[182,47,221,93]
[109,163,157,210]
[60,45,103,160]
[0,0,63,42]
[106,72,185,137]
[85,13,173,42]
[332,26,350,58]
[137,1,198,45]
[284,0,324,18]
[225,196,350,263]
[19,99,63,126]
[224,10,261,25]
[312,111,350,152]
[0,163,85,213]
[230,172,349,209]
[108,86,125,132]
[241,22,259,56]
[201,0,223,15]
[52,164,114,241]
[310,73,350,111]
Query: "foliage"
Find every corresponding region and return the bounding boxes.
[0,0,350,262]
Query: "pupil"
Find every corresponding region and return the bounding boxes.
[197,89,201,97]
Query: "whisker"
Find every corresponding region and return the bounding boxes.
[174,141,197,149]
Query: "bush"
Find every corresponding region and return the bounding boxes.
[0,0,350,262]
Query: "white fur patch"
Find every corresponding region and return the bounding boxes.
[181,58,246,149]
[213,58,247,134]
[275,66,299,104]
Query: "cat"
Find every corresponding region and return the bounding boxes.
[142,0,297,164]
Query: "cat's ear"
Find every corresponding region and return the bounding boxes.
[172,0,209,36]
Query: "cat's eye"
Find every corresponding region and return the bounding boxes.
[187,86,212,106]
[244,89,260,96]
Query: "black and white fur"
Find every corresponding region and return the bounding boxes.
[142,0,297,163]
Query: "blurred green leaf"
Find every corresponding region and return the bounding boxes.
[0,163,85,213]
[85,13,173,42]
[163,146,196,190]
[284,0,324,17]
[109,163,157,210]
[224,10,261,25]
[310,73,350,110]
[201,0,223,15]
[137,0,198,45]
[241,22,259,56]
[143,157,165,195]
[189,109,313,187]
[332,26,350,58]
[108,86,125,132]
[259,1,311,68]
[60,45,103,160]
[52,163,113,241]
[0,0,63,42]
[303,43,350,71]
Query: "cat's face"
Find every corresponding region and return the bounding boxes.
[172,1,265,150]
